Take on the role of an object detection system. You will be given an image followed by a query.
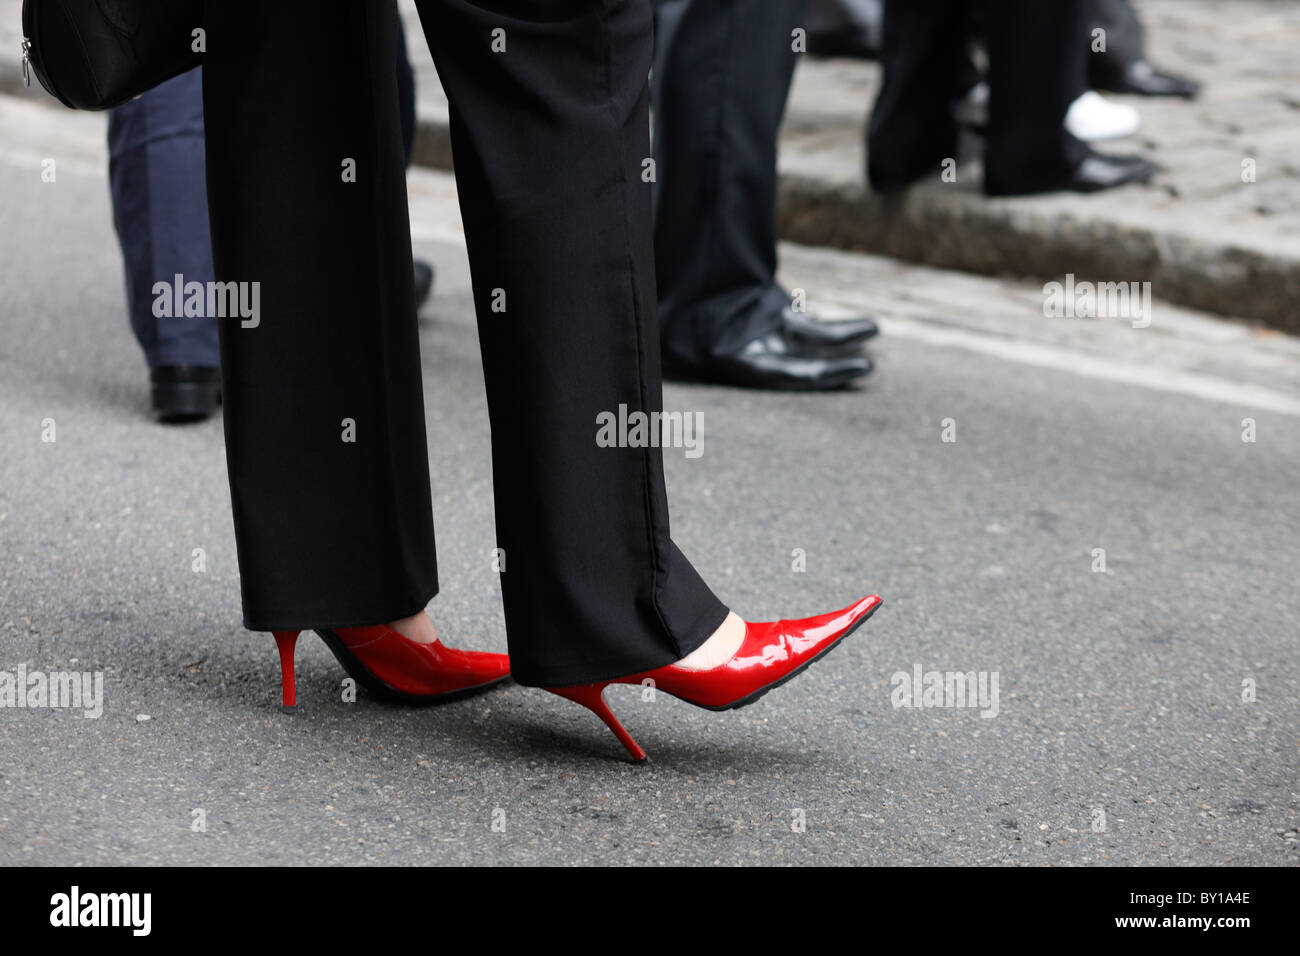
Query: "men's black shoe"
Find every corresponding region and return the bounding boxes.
[1093,59,1200,99]
[151,365,221,423]
[781,305,878,357]
[414,259,435,310]
[1061,152,1157,193]
[986,151,1156,197]
[664,331,873,391]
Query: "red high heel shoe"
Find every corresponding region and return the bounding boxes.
[271,625,510,711]
[547,593,881,762]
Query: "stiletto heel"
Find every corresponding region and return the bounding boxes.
[544,593,882,762]
[272,630,300,713]
[548,683,647,763]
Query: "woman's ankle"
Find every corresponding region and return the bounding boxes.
[675,611,744,670]
[388,610,438,644]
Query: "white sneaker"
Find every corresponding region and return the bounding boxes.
[1066,91,1141,142]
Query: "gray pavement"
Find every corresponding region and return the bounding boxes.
[0,93,1298,866]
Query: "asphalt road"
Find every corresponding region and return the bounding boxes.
[1,95,1297,865]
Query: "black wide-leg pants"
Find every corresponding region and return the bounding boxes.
[650,0,807,369]
[200,0,728,687]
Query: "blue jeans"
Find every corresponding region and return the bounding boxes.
[108,67,219,369]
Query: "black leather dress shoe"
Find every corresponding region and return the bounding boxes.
[781,306,878,357]
[151,365,220,423]
[1063,152,1156,193]
[413,259,435,310]
[1093,59,1200,99]
[987,151,1155,197]
[664,331,873,391]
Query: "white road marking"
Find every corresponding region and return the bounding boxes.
[877,313,1300,416]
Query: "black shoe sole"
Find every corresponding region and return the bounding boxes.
[313,628,511,706]
[986,168,1156,197]
[152,382,221,422]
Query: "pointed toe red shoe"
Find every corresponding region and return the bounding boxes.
[270,625,510,711]
[547,593,882,762]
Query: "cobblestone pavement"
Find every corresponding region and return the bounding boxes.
[774,0,1300,330]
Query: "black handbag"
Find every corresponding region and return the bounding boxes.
[20,0,204,111]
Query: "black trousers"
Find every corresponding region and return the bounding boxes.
[108,38,419,375]
[868,0,1089,195]
[200,0,727,687]
[650,0,806,368]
